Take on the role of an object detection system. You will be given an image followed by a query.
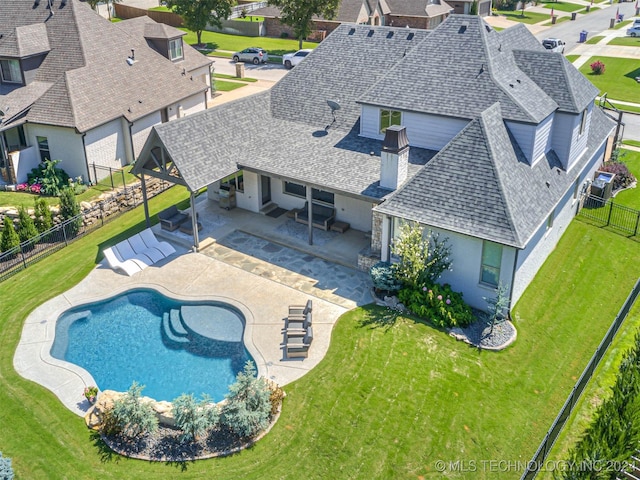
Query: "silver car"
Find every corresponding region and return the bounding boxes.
[232,47,268,65]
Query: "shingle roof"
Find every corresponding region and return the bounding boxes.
[142,22,185,40]
[253,0,372,22]
[270,24,430,129]
[0,0,210,132]
[374,103,615,247]
[359,15,557,123]
[147,92,437,196]
[386,0,452,17]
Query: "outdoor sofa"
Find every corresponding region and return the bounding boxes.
[294,201,336,231]
[158,205,188,231]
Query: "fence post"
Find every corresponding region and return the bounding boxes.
[634,211,640,237]
[109,167,114,190]
[99,202,104,227]
[92,163,97,185]
[122,168,126,194]
[19,244,27,270]
[62,222,68,246]
[606,200,613,226]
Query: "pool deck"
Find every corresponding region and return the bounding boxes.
[14,233,371,416]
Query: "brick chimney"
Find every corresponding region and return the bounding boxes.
[380,125,409,190]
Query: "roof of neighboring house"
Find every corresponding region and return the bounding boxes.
[142,21,185,40]
[0,0,211,132]
[374,103,614,248]
[385,0,452,18]
[253,0,386,23]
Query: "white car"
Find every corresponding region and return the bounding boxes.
[627,25,640,37]
[542,38,565,53]
[282,49,312,69]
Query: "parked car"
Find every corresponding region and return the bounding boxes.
[542,38,565,53]
[232,47,268,65]
[627,25,640,37]
[282,49,312,69]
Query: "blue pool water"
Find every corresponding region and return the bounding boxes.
[50,289,254,402]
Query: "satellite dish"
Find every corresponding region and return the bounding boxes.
[327,100,341,112]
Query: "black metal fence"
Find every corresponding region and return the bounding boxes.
[520,277,640,480]
[0,179,172,283]
[88,163,130,190]
[579,194,640,238]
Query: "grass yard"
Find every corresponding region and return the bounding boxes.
[233,16,264,22]
[608,35,640,47]
[0,183,639,479]
[495,10,550,23]
[613,19,633,30]
[541,1,584,12]
[214,73,258,82]
[543,15,571,25]
[566,54,580,63]
[585,35,605,44]
[622,139,640,148]
[579,56,640,103]
[0,191,60,209]
[214,79,247,92]
[609,149,640,210]
[179,28,317,56]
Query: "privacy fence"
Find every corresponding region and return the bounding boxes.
[520,277,640,479]
[578,193,640,238]
[0,175,171,283]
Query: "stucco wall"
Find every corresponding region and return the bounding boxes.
[24,124,86,180]
[85,118,127,175]
[167,92,206,121]
[132,111,162,158]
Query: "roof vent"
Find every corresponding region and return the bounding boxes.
[126,49,136,66]
[348,27,355,35]
[407,32,414,40]
[33,0,40,7]
[459,22,469,34]
[387,31,394,39]
[486,25,492,32]
[367,30,374,37]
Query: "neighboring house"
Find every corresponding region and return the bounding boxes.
[256,0,455,39]
[133,16,614,311]
[0,0,213,185]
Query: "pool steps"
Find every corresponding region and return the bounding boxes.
[161,312,189,345]
[169,309,189,337]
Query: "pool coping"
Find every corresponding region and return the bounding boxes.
[13,281,266,417]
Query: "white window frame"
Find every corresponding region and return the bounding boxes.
[221,170,244,193]
[36,136,50,162]
[169,38,183,61]
[480,241,502,288]
[579,109,588,136]
[379,109,401,134]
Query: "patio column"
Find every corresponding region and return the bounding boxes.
[190,191,199,251]
[140,173,150,228]
[306,186,313,245]
[381,215,391,262]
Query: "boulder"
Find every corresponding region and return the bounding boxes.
[80,201,92,211]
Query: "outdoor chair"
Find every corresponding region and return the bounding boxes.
[139,228,176,257]
[285,311,312,333]
[158,205,188,231]
[128,233,165,263]
[288,299,312,318]
[115,239,153,267]
[285,327,313,359]
[103,247,143,276]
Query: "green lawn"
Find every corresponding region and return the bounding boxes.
[233,16,264,22]
[214,79,247,92]
[609,149,640,210]
[148,6,172,12]
[179,28,317,56]
[566,54,580,63]
[0,191,59,209]
[543,15,571,25]
[214,73,258,82]
[622,139,640,148]
[495,10,550,23]
[613,19,633,30]
[0,186,638,478]
[579,56,640,103]
[542,1,584,12]
[607,100,640,113]
[608,35,640,46]
[585,35,605,44]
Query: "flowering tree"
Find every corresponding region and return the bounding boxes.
[590,60,605,75]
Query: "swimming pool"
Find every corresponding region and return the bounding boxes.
[50,289,254,402]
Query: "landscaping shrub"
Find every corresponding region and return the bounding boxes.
[33,198,53,234]
[0,452,13,480]
[16,206,38,248]
[398,283,474,328]
[172,393,219,442]
[220,361,271,438]
[0,217,19,254]
[558,332,640,478]
[26,159,69,196]
[590,60,605,75]
[391,222,451,288]
[58,188,82,237]
[484,282,510,336]
[268,382,285,417]
[110,382,158,439]
[599,160,637,191]
[370,261,402,294]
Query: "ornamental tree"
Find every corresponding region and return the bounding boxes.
[268,0,340,48]
[111,382,158,439]
[166,0,234,46]
[0,217,19,254]
[172,393,219,442]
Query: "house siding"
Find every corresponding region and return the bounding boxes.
[85,118,127,174]
[167,92,206,121]
[511,137,607,306]
[132,111,162,158]
[25,124,86,180]
[505,120,536,162]
[531,113,553,164]
[567,104,592,171]
[550,112,574,168]
[189,64,212,102]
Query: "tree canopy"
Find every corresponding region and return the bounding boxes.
[268,0,340,48]
[167,0,234,45]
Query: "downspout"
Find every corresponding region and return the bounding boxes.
[190,191,199,251]
[508,248,519,317]
[127,120,135,165]
[79,130,90,183]
[306,185,313,245]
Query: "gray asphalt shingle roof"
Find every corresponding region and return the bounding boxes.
[386,0,451,17]
[0,0,210,132]
[253,0,372,22]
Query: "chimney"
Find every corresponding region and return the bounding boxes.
[380,125,409,190]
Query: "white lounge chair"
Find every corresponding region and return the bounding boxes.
[115,239,153,267]
[128,233,165,263]
[111,244,148,270]
[139,228,176,257]
[103,247,143,276]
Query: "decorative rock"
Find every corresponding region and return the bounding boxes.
[80,201,92,211]
[152,400,176,428]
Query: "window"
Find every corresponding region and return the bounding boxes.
[480,241,502,287]
[169,39,183,60]
[284,181,306,198]
[312,188,334,205]
[221,171,244,193]
[379,109,401,134]
[36,136,50,162]
[579,109,588,135]
[0,59,21,84]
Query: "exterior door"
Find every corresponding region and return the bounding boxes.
[261,175,271,205]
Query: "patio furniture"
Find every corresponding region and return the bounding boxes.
[288,299,312,318]
[330,221,350,233]
[102,247,143,276]
[179,216,202,235]
[139,228,176,257]
[128,233,165,263]
[294,201,336,231]
[285,327,313,358]
[115,239,153,267]
[285,311,312,332]
[158,205,188,231]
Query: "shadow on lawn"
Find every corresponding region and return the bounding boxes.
[90,430,120,464]
[624,67,640,80]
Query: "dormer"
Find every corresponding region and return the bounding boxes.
[0,23,50,86]
[143,23,186,62]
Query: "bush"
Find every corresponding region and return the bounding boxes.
[599,160,637,191]
[26,159,69,196]
[0,217,19,254]
[110,382,158,439]
[220,361,271,438]
[370,261,402,293]
[280,32,289,38]
[172,393,219,442]
[590,60,605,75]
[33,198,53,234]
[268,382,285,417]
[58,188,82,237]
[16,206,38,248]
[398,283,474,328]
[0,452,13,480]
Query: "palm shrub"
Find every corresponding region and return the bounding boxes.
[58,188,82,237]
[0,452,13,480]
[398,282,474,328]
[172,393,219,442]
[16,206,38,249]
[33,198,53,235]
[0,217,19,254]
[110,382,158,439]
[220,361,271,438]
